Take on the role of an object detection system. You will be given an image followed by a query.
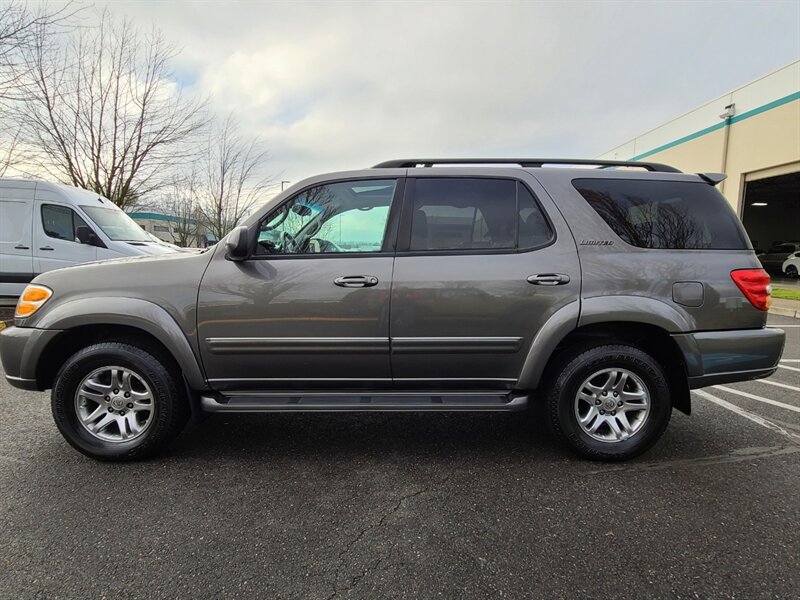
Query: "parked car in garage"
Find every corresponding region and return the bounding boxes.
[756,242,800,272]
[782,251,800,277]
[0,159,785,463]
[0,178,180,299]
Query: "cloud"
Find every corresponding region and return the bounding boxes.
[104,0,799,183]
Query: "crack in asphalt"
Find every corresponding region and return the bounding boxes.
[325,476,449,598]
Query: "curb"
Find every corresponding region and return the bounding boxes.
[769,306,800,319]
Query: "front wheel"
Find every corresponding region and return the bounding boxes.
[51,341,189,461]
[785,264,798,278]
[546,344,672,461]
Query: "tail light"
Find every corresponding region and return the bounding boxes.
[730,269,771,311]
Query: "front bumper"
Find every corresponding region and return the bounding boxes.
[672,327,786,389]
[0,326,62,391]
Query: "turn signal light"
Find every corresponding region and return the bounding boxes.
[15,285,53,319]
[730,269,771,311]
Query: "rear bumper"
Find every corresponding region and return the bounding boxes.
[0,326,62,391]
[672,327,785,389]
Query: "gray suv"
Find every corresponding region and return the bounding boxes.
[0,159,786,462]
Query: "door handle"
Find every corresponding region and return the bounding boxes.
[334,275,379,288]
[14,245,30,250]
[39,246,55,251]
[527,273,570,286]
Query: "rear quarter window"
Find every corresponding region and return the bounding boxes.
[573,178,750,250]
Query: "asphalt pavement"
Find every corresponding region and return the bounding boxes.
[1,316,798,599]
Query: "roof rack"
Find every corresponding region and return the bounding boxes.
[372,158,682,173]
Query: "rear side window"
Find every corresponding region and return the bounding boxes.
[408,178,552,251]
[573,178,750,250]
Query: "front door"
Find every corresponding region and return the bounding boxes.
[34,202,97,273]
[197,178,403,391]
[389,174,580,389]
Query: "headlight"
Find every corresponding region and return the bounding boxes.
[15,285,53,318]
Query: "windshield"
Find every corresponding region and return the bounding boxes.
[80,206,150,242]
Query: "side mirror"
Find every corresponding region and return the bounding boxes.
[225,225,250,261]
[76,226,104,247]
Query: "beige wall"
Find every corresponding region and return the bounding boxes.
[636,98,800,215]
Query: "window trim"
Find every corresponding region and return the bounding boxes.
[395,176,556,256]
[246,176,405,261]
[40,203,95,244]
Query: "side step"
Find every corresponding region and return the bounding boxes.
[200,392,528,413]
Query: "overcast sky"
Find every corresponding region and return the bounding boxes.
[102,0,799,184]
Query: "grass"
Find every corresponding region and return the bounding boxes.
[773,287,800,301]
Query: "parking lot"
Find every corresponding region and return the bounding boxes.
[0,316,798,599]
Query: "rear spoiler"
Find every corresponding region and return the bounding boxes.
[697,172,727,186]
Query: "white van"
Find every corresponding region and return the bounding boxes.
[0,178,178,299]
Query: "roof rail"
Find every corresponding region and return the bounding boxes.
[372,158,682,173]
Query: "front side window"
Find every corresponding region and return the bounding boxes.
[408,178,552,251]
[41,205,92,243]
[256,179,396,255]
[573,178,750,250]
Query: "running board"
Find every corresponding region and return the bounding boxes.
[200,392,528,413]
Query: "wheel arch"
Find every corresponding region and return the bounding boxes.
[519,307,692,415]
[33,297,207,391]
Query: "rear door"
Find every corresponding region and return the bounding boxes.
[0,184,35,297]
[389,172,580,389]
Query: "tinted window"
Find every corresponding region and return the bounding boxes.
[257,179,395,255]
[518,184,553,248]
[41,205,91,243]
[409,179,551,251]
[573,179,750,250]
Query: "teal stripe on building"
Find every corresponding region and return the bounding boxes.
[629,91,800,161]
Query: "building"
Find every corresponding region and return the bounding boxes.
[598,61,799,254]
[129,211,214,248]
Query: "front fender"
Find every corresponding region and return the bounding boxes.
[34,297,207,390]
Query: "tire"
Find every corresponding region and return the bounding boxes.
[786,265,798,278]
[51,341,190,461]
[546,344,672,461]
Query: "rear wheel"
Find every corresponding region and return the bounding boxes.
[546,344,672,461]
[51,341,189,461]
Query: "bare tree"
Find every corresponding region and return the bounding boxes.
[1,2,79,175]
[0,1,78,99]
[196,115,273,240]
[161,172,201,247]
[0,126,21,176]
[9,10,207,209]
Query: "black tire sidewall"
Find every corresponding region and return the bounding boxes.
[549,345,672,461]
[52,343,185,461]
